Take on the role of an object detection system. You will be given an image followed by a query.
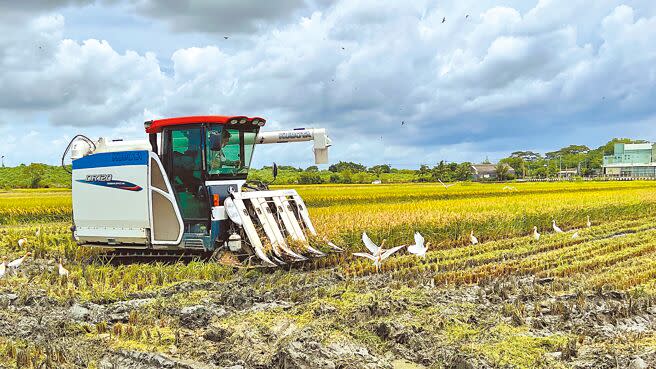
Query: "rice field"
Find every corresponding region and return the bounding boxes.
[0,181,655,368]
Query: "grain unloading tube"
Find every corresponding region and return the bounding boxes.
[256,128,331,164]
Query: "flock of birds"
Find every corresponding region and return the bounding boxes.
[0,214,595,277]
[0,228,69,280]
[350,215,593,272]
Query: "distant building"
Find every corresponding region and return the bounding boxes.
[371,179,382,184]
[603,143,656,177]
[558,169,578,178]
[471,163,515,181]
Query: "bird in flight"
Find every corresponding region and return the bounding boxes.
[224,36,229,40]
[466,15,469,19]
[442,17,446,23]
[401,121,405,126]
[407,232,430,258]
[438,178,457,189]
[353,232,405,272]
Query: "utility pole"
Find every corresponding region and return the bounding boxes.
[1,155,4,168]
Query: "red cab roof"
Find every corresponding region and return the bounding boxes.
[145,115,266,134]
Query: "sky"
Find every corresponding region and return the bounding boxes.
[1,0,656,169]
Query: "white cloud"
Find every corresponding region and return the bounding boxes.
[1,1,656,168]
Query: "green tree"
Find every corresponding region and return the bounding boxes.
[298,172,324,184]
[328,161,366,173]
[495,163,509,181]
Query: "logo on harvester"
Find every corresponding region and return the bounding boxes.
[77,174,142,191]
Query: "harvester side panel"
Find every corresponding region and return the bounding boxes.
[148,153,184,245]
[72,150,150,245]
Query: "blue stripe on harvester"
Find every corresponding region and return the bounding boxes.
[72,150,149,170]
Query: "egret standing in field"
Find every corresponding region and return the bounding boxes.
[353,232,405,272]
[17,238,26,248]
[532,226,540,241]
[552,220,564,234]
[407,232,430,258]
[8,252,31,272]
[35,228,40,237]
[571,230,579,239]
[586,215,592,228]
[58,259,70,278]
[469,230,478,245]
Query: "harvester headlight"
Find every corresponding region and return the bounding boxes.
[239,118,247,124]
[230,119,238,125]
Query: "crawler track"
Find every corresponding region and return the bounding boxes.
[91,248,214,265]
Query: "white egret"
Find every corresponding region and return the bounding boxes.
[407,232,430,258]
[353,232,405,272]
[532,226,540,241]
[469,230,478,245]
[8,252,31,270]
[552,220,564,234]
[58,259,70,277]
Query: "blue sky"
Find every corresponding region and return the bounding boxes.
[1,0,656,168]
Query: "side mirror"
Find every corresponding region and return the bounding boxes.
[272,162,278,179]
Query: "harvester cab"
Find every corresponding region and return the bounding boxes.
[65,116,333,266]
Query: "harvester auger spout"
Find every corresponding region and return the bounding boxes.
[64,116,335,267]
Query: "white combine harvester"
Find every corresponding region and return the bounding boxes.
[63,115,335,266]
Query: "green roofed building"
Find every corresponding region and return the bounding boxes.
[603,142,656,177]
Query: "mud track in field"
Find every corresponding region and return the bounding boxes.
[0,265,655,369]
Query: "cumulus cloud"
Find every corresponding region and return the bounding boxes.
[1,0,656,167]
[133,0,311,34]
[0,14,168,126]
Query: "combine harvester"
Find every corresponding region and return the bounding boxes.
[62,116,335,266]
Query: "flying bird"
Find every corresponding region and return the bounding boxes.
[532,226,540,241]
[438,178,456,189]
[17,238,27,248]
[552,220,564,234]
[571,230,579,239]
[407,232,430,258]
[8,252,31,270]
[442,17,446,23]
[466,14,470,19]
[353,232,405,272]
[401,121,405,126]
[586,215,592,228]
[469,230,478,245]
[58,259,70,277]
[224,36,229,40]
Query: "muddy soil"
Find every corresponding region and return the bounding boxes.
[0,269,654,369]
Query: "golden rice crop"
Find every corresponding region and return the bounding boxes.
[1,181,656,301]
